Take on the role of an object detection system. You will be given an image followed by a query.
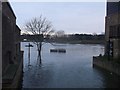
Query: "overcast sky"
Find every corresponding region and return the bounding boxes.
[10,2,106,34]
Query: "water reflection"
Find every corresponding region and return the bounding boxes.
[93,66,120,88]
[21,42,120,88]
[23,61,54,88]
[36,54,42,66]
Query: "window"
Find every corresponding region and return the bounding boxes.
[109,25,120,38]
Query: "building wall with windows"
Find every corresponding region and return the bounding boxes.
[2,2,23,88]
[2,2,16,72]
[105,1,120,58]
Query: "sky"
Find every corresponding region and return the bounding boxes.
[9,1,106,34]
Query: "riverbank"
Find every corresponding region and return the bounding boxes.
[93,56,120,76]
[22,40,105,45]
[68,40,104,44]
[50,40,105,45]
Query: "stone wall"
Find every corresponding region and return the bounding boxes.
[105,2,120,58]
[11,51,23,88]
[2,2,24,89]
[15,25,21,64]
[93,57,120,76]
[2,51,24,89]
[105,13,120,41]
[2,2,16,72]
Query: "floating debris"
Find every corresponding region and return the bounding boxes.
[50,49,66,53]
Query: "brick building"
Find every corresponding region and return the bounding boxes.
[2,2,23,88]
[105,1,120,58]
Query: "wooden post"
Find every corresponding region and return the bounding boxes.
[25,43,33,66]
[28,43,30,66]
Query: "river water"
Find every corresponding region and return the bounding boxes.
[21,42,120,88]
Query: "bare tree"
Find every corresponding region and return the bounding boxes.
[24,15,54,63]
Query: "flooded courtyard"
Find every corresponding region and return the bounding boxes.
[21,42,120,88]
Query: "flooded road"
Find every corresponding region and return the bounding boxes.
[21,42,120,88]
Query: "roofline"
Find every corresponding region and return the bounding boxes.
[5,1,16,19]
[16,25,21,31]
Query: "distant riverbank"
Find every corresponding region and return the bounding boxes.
[49,40,105,45]
[22,40,105,45]
[21,33,105,45]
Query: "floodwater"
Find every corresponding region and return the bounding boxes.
[21,42,120,88]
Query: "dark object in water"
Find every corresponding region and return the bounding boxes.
[50,49,57,52]
[58,49,66,53]
[50,49,66,53]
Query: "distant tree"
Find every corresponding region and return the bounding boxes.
[22,33,27,35]
[92,32,97,36]
[55,30,65,37]
[101,32,105,35]
[25,15,54,63]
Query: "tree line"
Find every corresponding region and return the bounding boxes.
[49,33,105,44]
